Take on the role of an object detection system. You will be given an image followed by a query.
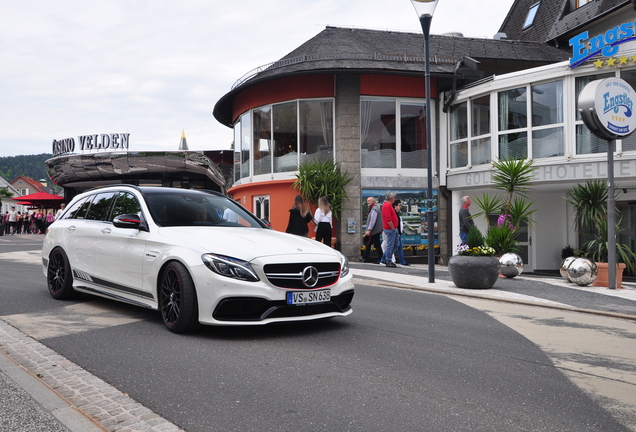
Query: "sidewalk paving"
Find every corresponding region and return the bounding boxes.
[2,261,636,432]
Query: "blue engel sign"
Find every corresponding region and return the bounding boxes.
[578,78,636,141]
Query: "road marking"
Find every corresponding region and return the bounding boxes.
[2,302,145,340]
[0,250,42,265]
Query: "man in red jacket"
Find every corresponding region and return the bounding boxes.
[380,191,398,268]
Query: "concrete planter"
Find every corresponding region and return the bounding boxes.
[448,255,500,289]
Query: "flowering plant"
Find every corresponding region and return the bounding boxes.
[456,244,496,257]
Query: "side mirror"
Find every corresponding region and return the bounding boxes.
[113,214,141,229]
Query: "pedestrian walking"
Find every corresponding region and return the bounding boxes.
[360,197,383,263]
[380,191,399,268]
[459,196,474,244]
[285,194,313,237]
[313,197,333,247]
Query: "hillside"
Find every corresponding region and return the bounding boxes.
[0,154,53,183]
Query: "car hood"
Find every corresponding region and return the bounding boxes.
[157,227,340,261]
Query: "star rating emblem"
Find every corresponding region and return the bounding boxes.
[619,56,629,65]
[593,59,605,68]
[606,57,617,66]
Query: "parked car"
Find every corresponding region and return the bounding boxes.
[42,185,354,332]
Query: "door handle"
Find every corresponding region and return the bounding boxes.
[67,226,76,232]
[101,228,111,234]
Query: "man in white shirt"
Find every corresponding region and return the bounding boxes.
[8,206,18,235]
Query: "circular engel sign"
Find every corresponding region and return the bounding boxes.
[578,77,636,140]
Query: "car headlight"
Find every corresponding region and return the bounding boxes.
[201,254,259,282]
[340,254,349,278]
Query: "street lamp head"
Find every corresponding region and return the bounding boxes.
[410,0,439,19]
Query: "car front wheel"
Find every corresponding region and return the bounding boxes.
[47,248,77,300]
[159,261,199,333]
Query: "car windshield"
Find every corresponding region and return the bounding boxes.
[144,191,262,228]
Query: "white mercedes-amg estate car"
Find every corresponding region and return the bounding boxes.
[42,185,354,332]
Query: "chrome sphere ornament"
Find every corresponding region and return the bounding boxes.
[567,258,598,286]
[559,257,577,282]
[499,253,523,278]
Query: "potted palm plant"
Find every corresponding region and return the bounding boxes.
[472,158,536,277]
[565,179,636,287]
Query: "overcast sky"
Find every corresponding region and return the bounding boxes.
[0,0,514,157]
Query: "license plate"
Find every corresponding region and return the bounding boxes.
[287,289,331,305]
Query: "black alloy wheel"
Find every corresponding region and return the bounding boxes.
[159,261,199,333]
[47,248,77,300]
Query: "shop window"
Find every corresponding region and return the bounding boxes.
[522,2,540,29]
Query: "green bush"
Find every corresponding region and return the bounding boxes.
[466,225,485,249]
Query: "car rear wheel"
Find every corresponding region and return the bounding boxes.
[159,261,199,333]
[47,248,77,300]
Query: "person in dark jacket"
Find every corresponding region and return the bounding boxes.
[286,194,313,236]
[360,196,383,263]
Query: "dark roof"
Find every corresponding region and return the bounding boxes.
[214,26,569,126]
[237,27,569,86]
[499,0,629,45]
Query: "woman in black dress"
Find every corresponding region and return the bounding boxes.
[286,194,313,236]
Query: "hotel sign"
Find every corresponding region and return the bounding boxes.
[52,133,130,157]
[569,21,636,68]
[448,160,636,189]
[578,78,636,140]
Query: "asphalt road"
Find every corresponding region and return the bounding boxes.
[0,235,633,431]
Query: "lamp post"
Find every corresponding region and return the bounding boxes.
[410,0,439,283]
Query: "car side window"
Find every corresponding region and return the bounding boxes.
[71,196,93,220]
[110,192,142,220]
[62,197,87,220]
[85,192,117,221]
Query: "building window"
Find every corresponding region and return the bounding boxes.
[273,102,298,173]
[497,80,564,160]
[450,102,468,168]
[361,98,428,171]
[254,195,270,223]
[531,80,564,158]
[232,99,334,181]
[575,73,612,155]
[253,107,271,176]
[299,100,333,165]
[361,99,397,168]
[449,96,491,168]
[523,2,540,29]
[619,70,636,152]
[400,102,426,169]
[471,95,491,165]
[240,112,251,179]
[576,0,592,7]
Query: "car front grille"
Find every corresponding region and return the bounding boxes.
[212,290,354,321]
[263,262,340,289]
